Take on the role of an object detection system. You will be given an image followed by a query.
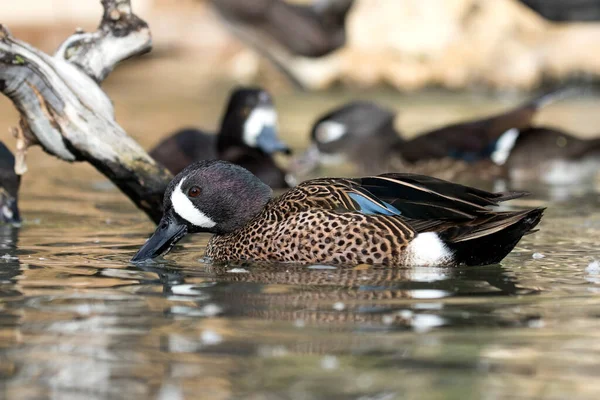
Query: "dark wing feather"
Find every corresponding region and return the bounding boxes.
[352,173,527,220]
[284,178,401,216]
[400,88,573,163]
[283,173,526,223]
[416,210,541,242]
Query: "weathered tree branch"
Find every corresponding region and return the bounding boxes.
[55,0,151,82]
[0,0,171,223]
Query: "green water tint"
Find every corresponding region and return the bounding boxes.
[1,79,600,398]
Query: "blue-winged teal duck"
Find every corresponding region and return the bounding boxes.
[293,90,599,183]
[0,142,20,224]
[150,87,292,189]
[132,160,543,267]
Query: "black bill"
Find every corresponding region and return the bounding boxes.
[131,210,188,262]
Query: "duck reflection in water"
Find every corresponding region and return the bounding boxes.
[134,261,540,330]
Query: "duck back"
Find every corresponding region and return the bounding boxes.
[150,128,217,175]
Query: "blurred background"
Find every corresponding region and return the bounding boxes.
[2,2,600,399]
[5,0,600,92]
[3,0,600,153]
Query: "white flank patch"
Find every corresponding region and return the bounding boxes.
[491,128,519,166]
[243,107,277,147]
[315,121,347,144]
[171,178,216,228]
[407,232,453,267]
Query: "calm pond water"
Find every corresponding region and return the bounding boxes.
[0,58,600,399]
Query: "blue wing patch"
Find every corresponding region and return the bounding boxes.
[348,192,401,216]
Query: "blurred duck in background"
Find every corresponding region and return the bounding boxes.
[0,142,20,225]
[210,0,355,88]
[293,89,600,184]
[151,87,294,189]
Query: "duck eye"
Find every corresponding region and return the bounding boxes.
[188,186,201,198]
[240,107,250,117]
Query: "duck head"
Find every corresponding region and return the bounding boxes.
[132,160,272,262]
[291,101,397,175]
[0,142,20,225]
[218,87,291,156]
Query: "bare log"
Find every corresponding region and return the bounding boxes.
[0,0,172,223]
[55,0,152,82]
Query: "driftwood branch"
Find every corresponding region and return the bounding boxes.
[0,0,171,223]
[55,0,151,82]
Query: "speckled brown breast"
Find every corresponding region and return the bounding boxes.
[205,180,416,265]
[206,208,414,265]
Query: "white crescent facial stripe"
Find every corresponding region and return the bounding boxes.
[315,121,347,144]
[171,178,216,228]
[243,107,277,147]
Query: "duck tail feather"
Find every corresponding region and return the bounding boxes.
[441,208,544,266]
[493,191,530,202]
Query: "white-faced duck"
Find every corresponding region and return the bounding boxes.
[0,142,20,225]
[293,89,600,184]
[151,87,294,189]
[132,160,543,267]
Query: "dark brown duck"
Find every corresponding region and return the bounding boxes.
[294,89,599,183]
[150,87,293,189]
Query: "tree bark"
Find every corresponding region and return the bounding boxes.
[0,0,172,224]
